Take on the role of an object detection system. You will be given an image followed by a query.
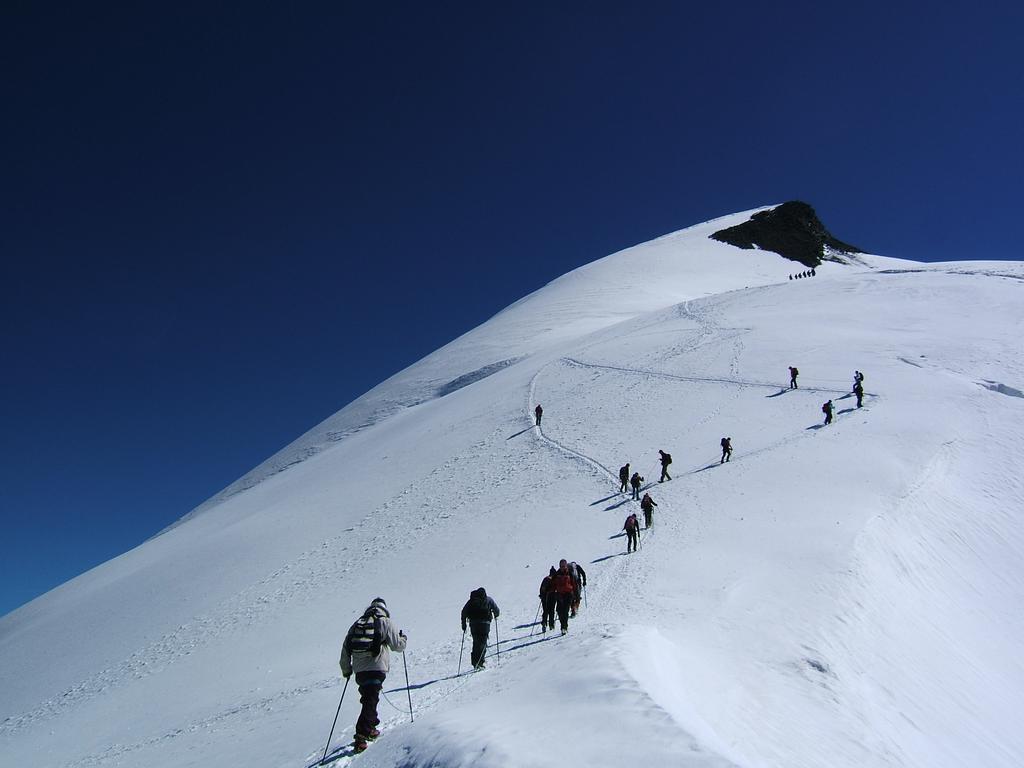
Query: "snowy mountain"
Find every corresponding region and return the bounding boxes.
[2,205,1023,768]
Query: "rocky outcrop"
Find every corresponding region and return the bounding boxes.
[710,201,862,267]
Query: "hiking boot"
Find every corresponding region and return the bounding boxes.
[353,739,368,753]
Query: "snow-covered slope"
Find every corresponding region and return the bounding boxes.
[2,207,1023,768]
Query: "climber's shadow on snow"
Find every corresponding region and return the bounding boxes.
[766,389,789,398]
[604,497,633,511]
[590,492,621,506]
[806,424,826,431]
[692,462,721,473]
[506,426,533,440]
[512,619,541,630]
[386,670,465,694]
[591,552,627,564]
[310,747,349,767]
[491,631,546,649]
[487,635,558,655]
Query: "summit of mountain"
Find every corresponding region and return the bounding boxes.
[710,200,864,267]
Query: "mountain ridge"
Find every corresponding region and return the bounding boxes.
[3,206,1022,768]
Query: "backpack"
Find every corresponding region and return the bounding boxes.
[346,613,383,657]
[792,367,799,376]
[465,589,493,622]
[822,402,830,413]
[553,572,574,593]
[663,453,672,465]
[625,515,638,532]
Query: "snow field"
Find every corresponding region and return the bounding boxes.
[2,213,1023,767]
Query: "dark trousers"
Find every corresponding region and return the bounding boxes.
[721,449,731,463]
[660,466,670,481]
[620,479,628,492]
[824,412,832,424]
[542,594,557,629]
[556,593,572,631]
[643,509,652,528]
[790,377,797,389]
[627,530,638,552]
[856,393,863,408]
[469,621,490,667]
[631,485,640,500]
[354,671,386,738]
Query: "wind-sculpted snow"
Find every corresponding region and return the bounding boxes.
[980,380,1024,398]
[437,357,524,398]
[3,209,1023,768]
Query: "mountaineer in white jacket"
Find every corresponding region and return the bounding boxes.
[339,598,407,751]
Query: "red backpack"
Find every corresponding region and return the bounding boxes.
[553,572,574,593]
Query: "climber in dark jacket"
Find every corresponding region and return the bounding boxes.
[461,587,500,669]
[539,567,557,632]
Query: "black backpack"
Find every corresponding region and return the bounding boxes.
[464,589,493,622]
[346,613,383,657]
[662,453,672,465]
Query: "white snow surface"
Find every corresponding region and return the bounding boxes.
[3,207,1023,768]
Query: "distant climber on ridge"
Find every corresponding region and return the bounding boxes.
[538,567,557,633]
[619,463,630,493]
[853,379,864,408]
[461,588,500,670]
[630,471,643,501]
[553,560,576,634]
[568,561,587,617]
[534,404,543,426]
[640,492,657,528]
[624,512,640,553]
[658,449,672,482]
[720,437,732,463]
[822,399,834,425]
[789,366,799,389]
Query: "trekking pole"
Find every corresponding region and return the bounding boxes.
[402,651,414,723]
[495,618,500,664]
[319,676,349,765]
[583,584,588,609]
[457,628,466,675]
[530,601,542,637]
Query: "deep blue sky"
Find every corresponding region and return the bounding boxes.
[2,2,1021,617]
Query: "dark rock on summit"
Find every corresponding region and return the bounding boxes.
[709,201,862,268]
